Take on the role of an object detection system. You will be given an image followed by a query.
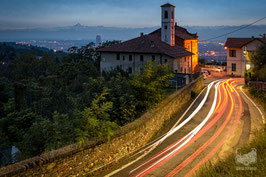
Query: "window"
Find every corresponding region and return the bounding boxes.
[152,55,155,61]
[164,10,168,19]
[123,56,125,61]
[165,59,168,63]
[129,55,132,61]
[116,53,120,60]
[229,50,236,57]
[128,67,132,73]
[232,63,236,72]
[140,55,144,62]
[172,11,174,18]
[184,57,186,62]
[164,25,167,29]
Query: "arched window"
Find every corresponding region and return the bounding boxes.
[164,10,168,19]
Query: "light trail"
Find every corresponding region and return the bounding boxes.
[166,82,234,177]
[184,80,243,177]
[130,81,226,175]
[128,81,218,175]
[134,81,221,177]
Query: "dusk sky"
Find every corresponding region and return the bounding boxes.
[0,0,266,29]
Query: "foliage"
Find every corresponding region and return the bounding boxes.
[0,43,174,164]
[105,73,137,125]
[98,40,121,48]
[130,60,174,111]
[250,44,266,81]
[248,86,266,111]
[75,89,118,145]
[195,125,266,177]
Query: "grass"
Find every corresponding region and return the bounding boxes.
[194,125,266,177]
[247,86,266,111]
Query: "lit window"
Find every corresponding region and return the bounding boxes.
[246,64,251,70]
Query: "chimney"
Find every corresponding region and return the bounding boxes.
[140,32,144,36]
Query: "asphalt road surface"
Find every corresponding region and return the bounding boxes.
[97,72,265,177]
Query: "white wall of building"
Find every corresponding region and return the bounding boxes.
[100,52,192,74]
[227,39,264,77]
[161,6,175,46]
[101,53,174,73]
[226,48,243,76]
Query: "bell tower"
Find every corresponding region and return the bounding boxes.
[161,3,175,46]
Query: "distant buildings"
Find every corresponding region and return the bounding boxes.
[98,3,199,74]
[96,35,101,46]
[224,37,266,77]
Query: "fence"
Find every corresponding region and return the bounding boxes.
[247,81,266,92]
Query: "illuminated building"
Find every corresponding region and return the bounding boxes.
[225,37,266,77]
[98,3,199,74]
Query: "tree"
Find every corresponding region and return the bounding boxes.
[105,73,137,125]
[11,54,41,81]
[75,89,118,144]
[250,44,266,81]
[98,40,121,48]
[130,60,174,112]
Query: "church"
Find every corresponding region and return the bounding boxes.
[98,3,199,74]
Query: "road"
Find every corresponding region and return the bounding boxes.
[97,71,264,177]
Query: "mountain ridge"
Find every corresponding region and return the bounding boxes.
[0,24,265,42]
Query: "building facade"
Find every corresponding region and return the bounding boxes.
[225,38,266,77]
[98,3,199,74]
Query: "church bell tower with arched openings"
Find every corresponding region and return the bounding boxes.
[161,3,175,46]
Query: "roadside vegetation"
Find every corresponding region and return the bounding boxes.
[0,42,173,165]
[195,125,266,177]
[245,43,266,110]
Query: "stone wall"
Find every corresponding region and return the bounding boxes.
[0,77,203,177]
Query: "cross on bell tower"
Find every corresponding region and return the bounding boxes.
[161,3,175,46]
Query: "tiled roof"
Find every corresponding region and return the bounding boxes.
[150,26,198,40]
[161,3,175,7]
[98,34,193,58]
[225,38,266,48]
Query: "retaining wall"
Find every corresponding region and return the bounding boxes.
[0,77,204,177]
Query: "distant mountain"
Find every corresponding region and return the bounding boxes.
[185,25,266,42]
[0,23,265,42]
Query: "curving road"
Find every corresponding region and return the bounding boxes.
[97,75,264,177]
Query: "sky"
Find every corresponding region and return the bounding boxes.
[0,0,266,29]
